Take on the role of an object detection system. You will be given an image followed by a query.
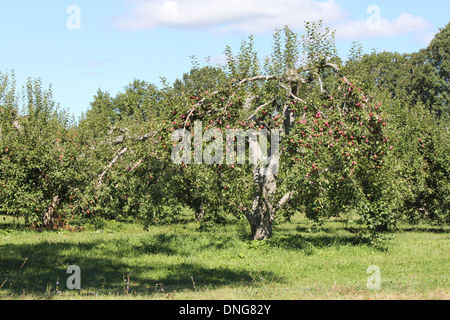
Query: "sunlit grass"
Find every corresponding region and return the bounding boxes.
[0,214,448,300]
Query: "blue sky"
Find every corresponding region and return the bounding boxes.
[0,0,448,119]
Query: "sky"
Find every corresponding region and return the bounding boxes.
[0,0,448,119]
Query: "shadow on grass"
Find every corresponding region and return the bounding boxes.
[0,235,278,297]
[399,226,449,234]
[261,220,372,251]
[0,221,32,232]
[266,232,371,251]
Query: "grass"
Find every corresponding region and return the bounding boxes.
[0,214,448,300]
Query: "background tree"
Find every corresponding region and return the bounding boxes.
[74,79,169,226]
[0,75,93,228]
[345,24,450,226]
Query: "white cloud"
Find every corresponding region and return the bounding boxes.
[114,0,346,33]
[114,1,434,45]
[333,12,432,41]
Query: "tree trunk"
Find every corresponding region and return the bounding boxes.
[250,171,277,240]
[247,164,277,240]
[244,128,280,240]
[42,195,59,229]
[195,205,205,222]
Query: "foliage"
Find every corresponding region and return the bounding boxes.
[0,75,93,228]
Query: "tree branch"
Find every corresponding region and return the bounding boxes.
[97,146,129,186]
[276,191,293,211]
[247,98,276,121]
[279,83,306,104]
[236,75,277,87]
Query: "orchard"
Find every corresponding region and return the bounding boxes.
[1,21,448,241]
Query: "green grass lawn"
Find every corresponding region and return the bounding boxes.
[0,214,448,300]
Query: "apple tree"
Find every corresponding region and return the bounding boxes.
[0,73,94,228]
[158,22,397,240]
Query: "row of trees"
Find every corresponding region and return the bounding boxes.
[1,21,448,240]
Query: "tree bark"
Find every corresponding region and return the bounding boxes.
[248,169,276,240]
[195,205,205,222]
[245,132,278,240]
[97,146,129,186]
[42,195,59,229]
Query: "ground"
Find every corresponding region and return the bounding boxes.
[0,214,448,300]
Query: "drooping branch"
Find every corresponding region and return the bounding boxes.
[96,130,158,185]
[97,146,129,186]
